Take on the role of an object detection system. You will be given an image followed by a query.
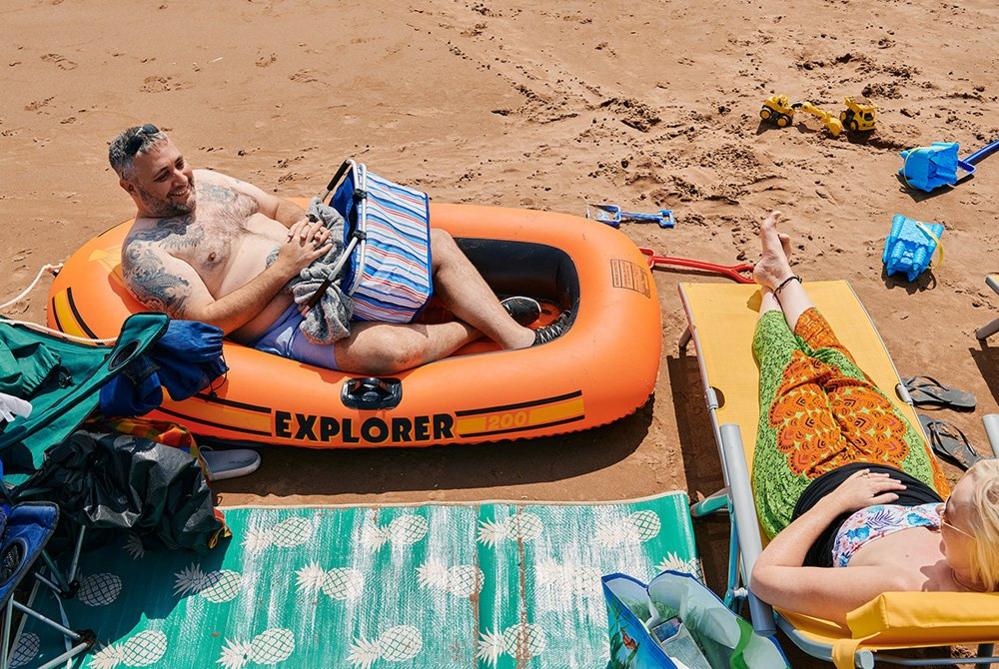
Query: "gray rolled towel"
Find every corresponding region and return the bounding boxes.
[289,198,354,344]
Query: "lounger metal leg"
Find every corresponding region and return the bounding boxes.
[985,415,999,459]
[724,516,742,610]
[719,424,776,636]
[977,318,999,340]
[679,326,692,352]
[978,277,999,339]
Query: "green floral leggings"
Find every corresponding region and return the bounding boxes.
[751,308,947,538]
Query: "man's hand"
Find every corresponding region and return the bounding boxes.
[274,219,334,278]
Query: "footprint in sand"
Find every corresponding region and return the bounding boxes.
[288,69,318,83]
[140,75,189,93]
[24,97,54,112]
[256,53,277,68]
[40,53,77,70]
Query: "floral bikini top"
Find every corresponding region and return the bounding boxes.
[832,503,941,567]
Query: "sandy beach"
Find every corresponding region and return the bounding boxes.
[2,0,998,664]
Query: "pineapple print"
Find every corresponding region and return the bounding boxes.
[10,632,39,668]
[476,512,544,548]
[534,558,602,598]
[295,562,364,601]
[123,534,145,560]
[242,517,314,552]
[416,559,484,598]
[594,510,661,547]
[347,625,423,669]
[76,573,122,607]
[475,623,546,667]
[89,630,167,669]
[217,628,295,669]
[174,563,243,603]
[359,514,428,551]
[656,552,703,580]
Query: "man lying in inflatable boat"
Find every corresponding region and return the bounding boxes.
[109,124,570,374]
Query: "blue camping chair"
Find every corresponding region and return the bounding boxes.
[0,459,96,669]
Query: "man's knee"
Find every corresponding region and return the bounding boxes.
[430,228,457,256]
[348,331,423,375]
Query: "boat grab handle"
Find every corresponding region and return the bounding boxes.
[340,377,403,410]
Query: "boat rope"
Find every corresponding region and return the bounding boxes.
[0,262,118,344]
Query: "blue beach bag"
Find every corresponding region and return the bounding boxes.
[602,571,788,669]
[322,160,433,323]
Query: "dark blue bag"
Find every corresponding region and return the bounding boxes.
[99,320,226,417]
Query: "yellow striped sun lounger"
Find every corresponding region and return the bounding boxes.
[678,280,999,668]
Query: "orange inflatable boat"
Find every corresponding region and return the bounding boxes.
[48,203,661,449]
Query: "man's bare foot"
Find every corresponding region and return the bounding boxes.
[753,211,795,289]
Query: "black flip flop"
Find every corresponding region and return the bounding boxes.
[904,376,976,411]
[918,414,984,471]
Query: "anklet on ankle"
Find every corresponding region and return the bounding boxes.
[774,275,802,297]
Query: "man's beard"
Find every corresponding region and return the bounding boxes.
[136,179,196,218]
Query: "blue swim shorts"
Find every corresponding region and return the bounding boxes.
[251,304,338,370]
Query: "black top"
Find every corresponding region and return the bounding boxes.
[792,462,943,568]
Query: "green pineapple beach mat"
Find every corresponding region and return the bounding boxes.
[18,492,698,668]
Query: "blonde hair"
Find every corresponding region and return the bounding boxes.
[966,459,999,591]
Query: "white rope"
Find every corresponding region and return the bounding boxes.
[1,319,117,345]
[0,262,118,345]
[0,263,62,310]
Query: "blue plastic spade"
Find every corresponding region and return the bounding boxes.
[585,203,675,228]
[899,138,999,193]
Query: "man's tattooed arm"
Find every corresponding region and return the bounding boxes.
[121,241,194,317]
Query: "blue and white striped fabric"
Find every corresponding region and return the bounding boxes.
[334,163,433,323]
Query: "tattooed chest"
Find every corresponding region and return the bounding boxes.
[195,182,259,228]
[185,233,233,272]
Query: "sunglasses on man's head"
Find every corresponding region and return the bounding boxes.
[124,123,160,156]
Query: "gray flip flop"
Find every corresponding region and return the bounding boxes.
[918,414,983,471]
[202,448,261,481]
[904,376,976,411]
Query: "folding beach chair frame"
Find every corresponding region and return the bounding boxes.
[0,474,96,669]
[679,295,999,668]
[976,275,999,340]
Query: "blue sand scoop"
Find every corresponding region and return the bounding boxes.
[586,203,676,228]
[899,138,999,193]
[883,214,944,281]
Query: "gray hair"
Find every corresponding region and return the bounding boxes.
[108,125,168,179]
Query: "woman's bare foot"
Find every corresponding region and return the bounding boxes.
[753,211,795,289]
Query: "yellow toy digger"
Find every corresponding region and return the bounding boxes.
[759,95,794,128]
[760,95,843,137]
[840,96,877,132]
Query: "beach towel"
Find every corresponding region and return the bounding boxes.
[289,197,353,344]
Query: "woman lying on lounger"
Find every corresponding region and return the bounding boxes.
[748,212,999,624]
